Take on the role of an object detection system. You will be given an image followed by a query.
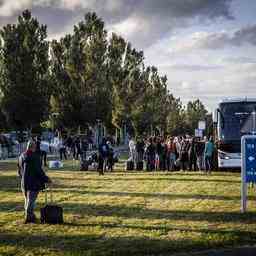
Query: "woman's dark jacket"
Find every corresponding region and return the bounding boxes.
[19,150,49,192]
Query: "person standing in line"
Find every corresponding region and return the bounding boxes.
[74,136,81,160]
[129,137,136,163]
[136,137,145,166]
[167,137,176,171]
[18,140,51,223]
[58,135,67,160]
[204,136,215,174]
[145,137,156,171]
[188,137,197,172]
[98,138,109,175]
[65,135,73,157]
[179,136,189,171]
[195,138,205,172]
[106,140,114,171]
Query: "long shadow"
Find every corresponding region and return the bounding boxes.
[57,176,240,184]
[0,229,255,256]
[1,201,256,224]
[65,221,256,237]
[61,203,256,224]
[50,189,253,201]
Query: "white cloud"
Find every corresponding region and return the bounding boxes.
[0,0,31,17]
[171,25,256,53]
[0,0,233,48]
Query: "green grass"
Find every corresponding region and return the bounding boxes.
[1,157,256,256]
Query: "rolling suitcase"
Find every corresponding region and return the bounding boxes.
[40,186,63,224]
[80,160,89,171]
[126,160,134,171]
[136,161,144,171]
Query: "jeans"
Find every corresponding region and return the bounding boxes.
[23,190,39,219]
[205,155,212,172]
[197,155,204,171]
[169,153,176,171]
[59,148,67,160]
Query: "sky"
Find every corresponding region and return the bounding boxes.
[0,0,256,111]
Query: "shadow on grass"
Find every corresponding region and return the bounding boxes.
[62,203,256,223]
[1,201,256,224]
[49,189,252,201]
[0,229,254,256]
[65,221,256,238]
[57,176,240,184]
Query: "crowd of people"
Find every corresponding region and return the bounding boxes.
[128,135,215,174]
[16,132,215,223]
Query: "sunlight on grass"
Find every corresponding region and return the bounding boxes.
[0,158,256,255]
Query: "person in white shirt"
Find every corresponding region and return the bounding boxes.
[129,138,136,162]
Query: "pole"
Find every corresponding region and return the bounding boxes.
[252,111,256,135]
[241,136,247,213]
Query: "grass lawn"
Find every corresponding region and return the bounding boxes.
[1,157,256,256]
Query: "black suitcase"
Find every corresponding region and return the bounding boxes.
[136,161,144,171]
[126,161,134,171]
[80,160,89,171]
[40,187,63,224]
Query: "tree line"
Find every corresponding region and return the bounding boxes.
[0,10,210,137]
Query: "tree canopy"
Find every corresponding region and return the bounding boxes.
[0,10,209,136]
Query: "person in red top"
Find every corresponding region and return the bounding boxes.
[166,137,176,171]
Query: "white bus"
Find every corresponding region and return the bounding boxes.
[213,98,256,170]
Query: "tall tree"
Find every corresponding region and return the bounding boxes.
[0,10,51,131]
[51,12,111,130]
[186,99,208,134]
[166,95,187,135]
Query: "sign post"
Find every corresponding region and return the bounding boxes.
[195,129,203,138]
[198,121,206,131]
[241,135,256,213]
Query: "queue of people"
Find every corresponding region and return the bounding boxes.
[129,135,215,174]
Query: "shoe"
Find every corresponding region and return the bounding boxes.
[24,214,36,224]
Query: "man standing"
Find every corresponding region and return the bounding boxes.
[98,138,109,175]
[204,136,215,174]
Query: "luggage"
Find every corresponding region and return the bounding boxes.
[80,160,89,171]
[49,160,63,169]
[126,160,134,171]
[136,161,144,171]
[40,187,63,224]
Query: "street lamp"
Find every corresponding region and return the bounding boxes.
[96,119,101,148]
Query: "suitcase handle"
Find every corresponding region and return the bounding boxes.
[45,185,53,205]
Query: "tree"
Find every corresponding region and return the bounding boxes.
[166,95,187,135]
[185,99,208,134]
[51,12,111,130]
[0,10,51,132]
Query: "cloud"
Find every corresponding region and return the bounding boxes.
[0,0,31,17]
[221,57,256,64]
[164,64,223,71]
[172,24,256,52]
[0,0,234,48]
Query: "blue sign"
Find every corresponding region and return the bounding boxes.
[244,137,256,183]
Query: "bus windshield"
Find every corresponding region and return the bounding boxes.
[219,102,256,141]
